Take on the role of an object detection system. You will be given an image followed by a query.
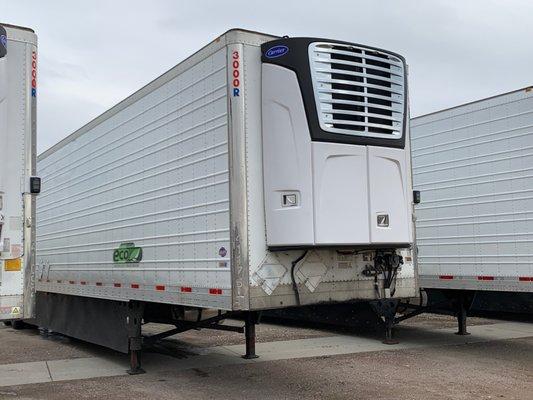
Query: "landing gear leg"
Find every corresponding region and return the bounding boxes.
[126,301,145,375]
[242,312,259,359]
[455,291,472,336]
[370,299,400,345]
[128,348,144,375]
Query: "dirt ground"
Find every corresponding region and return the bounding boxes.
[0,314,531,400]
[0,313,498,364]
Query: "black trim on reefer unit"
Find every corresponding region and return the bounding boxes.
[261,37,407,149]
[0,25,7,58]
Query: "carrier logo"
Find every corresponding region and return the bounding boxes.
[31,51,37,97]
[265,45,289,59]
[377,214,390,227]
[113,242,143,264]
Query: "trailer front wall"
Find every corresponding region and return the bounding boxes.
[241,42,416,309]
[412,88,533,292]
[36,46,233,309]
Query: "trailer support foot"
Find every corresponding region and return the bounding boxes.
[370,299,400,345]
[242,312,259,359]
[384,324,397,345]
[455,291,472,336]
[126,301,146,374]
[127,348,145,375]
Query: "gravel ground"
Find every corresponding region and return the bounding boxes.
[143,319,334,348]
[2,337,531,400]
[0,313,502,364]
[144,313,499,349]
[0,318,333,366]
[0,324,99,365]
[397,313,499,329]
[0,314,530,399]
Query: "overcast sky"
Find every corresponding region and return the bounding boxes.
[2,0,533,152]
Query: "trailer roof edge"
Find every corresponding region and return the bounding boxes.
[39,28,279,161]
[411,85,533,121]
[0,22,35,33]
[412,86,533,121]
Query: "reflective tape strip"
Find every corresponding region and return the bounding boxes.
[38,280,230,294]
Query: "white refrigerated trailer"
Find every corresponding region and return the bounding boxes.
[0,23,40,326]
[411,87,533,321]
[35,29,416,369]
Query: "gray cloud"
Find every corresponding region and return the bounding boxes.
[2,0,532,152]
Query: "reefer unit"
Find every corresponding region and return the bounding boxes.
[0,23,40,322]
[412,87,533,298]
[36,30,416,316]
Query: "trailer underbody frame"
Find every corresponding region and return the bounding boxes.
[35,291,263,374]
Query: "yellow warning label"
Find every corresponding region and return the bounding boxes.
[4,259,22,272]
[11,307,21,315]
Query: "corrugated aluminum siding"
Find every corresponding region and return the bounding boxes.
[412,88,533,292]
[36,46,232,307]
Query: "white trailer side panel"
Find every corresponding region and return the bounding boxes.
[0,24,38,320]
[36,45,233,309]
[411,87,533,292]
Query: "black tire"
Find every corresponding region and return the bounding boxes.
[3,321,12,326]
[11,320,26,330]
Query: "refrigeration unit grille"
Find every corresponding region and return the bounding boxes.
[308,42,405,139]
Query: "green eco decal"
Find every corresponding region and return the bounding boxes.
[113,242,143,264]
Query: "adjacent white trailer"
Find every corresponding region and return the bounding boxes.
[34,29,416,364]
[0,23,40,324]
[411,87,533,316]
